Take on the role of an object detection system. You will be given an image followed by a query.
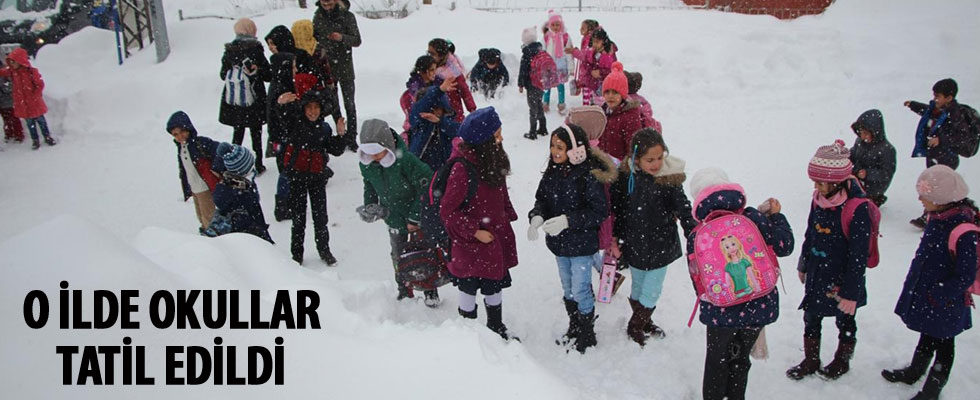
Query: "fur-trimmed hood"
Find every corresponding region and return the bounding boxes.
[588,147,619,184]
[620,153,686,186]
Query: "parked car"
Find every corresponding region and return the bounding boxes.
[0,0,94,57]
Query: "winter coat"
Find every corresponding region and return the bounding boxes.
[212,173,274,243]
[0,48,47,119]
[600,100,644,160]
[529,149,616,257]
[218,37,271,128]
[908,100,971,169]
[167,112,220,201]
[360,138,433,235]
[408,88,459,172]
[895,204,977,339]
[610,156,697,270]
[570,46,616,92]
[518,42,543,90]
[280,90,347,180]
[849,109,896,199]
[266,25,327,86]
[266,53,296,144]
[690,186,795,327]
[440,140,519,280]
[631,93,662,133]
[469,60,510,90]
[400,74,441,132]
[543,30,571,83]
[797,180,871,317]
[0,75,13,109]
[436,65,476,123]
[312,5,361,81]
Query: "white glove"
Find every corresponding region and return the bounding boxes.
[527,216,544,241]
[542,215,569,236]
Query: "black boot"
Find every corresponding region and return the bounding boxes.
[910,213,927,229]
[787,337,821,380]
[31,139,40,150]
[537,124,548,136]
[43,136,56,146]
[557,298,580,346]
[644,306,667,339]
[485,302,518,341]
[883,343,934,385]
[458,305,477,319]
[396,284,413,301]
[319,249,337,266]
[627,298,652,346]
[574,310,597,354]
[818,339,856,380]
[423,290,440,308]
[911,363,951,400]
[255,160,267,176]
[523,131,538,140]
[274,196,290,222]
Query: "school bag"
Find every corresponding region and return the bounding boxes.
[418,157,479,246]
[396,232,451,291]
[952,104,980,158]
[530,51,559,91]
[223,60,256,107]
[947,222,980,296]
[686,210,781,326]
[841,197,882,268]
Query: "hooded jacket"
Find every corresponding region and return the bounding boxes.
[849,109,896,198]
[219,37,271,127]
[690,185,794,327]
[360,126,433,235]
[600,100,644,160]
[0,48,47,119]
[470,49,509,89]
[281,90,347,179]
[408,87,459,172]
[610,155,697,270]
[167,111,220,201]
[212,172,274,243]
[518,42,544,90]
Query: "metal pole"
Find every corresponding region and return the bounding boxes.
[111,0,124,65]
[149,0,170,63]
[578,0,582,12]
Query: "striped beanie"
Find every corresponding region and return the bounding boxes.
[807,139,852,183]
[217,142,255,176]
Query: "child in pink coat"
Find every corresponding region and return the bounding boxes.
[567,28,617,106]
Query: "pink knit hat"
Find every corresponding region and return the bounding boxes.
[547,10,564,31]
[807,139,853,183]
[917,165,969,205]
[602,61,629,97]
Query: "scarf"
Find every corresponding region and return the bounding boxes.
[813,189,848,209]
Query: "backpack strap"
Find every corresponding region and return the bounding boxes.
[429,158,479,209]
[840,198,870,238]
[948,223,980,257]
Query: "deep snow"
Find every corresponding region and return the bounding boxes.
[1,0,978,398]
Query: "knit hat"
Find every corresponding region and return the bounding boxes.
[217,142,255,176]
[602,62,629,97]
[547,10,564,31]
[807,139,853,183]
[522,26,538,45]
[566,106,606,141]
[917,165,969,205]
[690,167,731,200]
[233,18,257,37]
[459,107,502,145]
[359,119,396,151]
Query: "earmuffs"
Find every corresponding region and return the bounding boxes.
[562,124,587,165]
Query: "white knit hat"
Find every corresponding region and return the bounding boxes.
[522,26,538,45]
[690,167,731,200]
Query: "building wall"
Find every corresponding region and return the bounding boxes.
[682,0,834,19]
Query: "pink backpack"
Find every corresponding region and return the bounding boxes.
[687,210,781,326]
[948,223,980,296]
[530,51,559,90]
[841,197,881,268]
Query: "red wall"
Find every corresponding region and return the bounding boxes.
[682,0,834,20]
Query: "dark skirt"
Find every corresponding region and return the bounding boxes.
[451,270,512,295]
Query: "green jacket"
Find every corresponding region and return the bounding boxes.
[360,140,433,234]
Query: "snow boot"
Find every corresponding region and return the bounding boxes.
[274,197,291,222]
[574,310,597,354]
[523,131,538,140]
[458,305,477,319]
[485,302,518,341]
[396,284,414,301]
[556,298,580,346]
[423,290,440,308]
[43,136,56,146]
[882,342,933,385]
[319,250,337,266]
[627,298,652,346]
[31,139,40,150]
[910,213,927,229]
[644,306,666,339]
[911,362,951,400]
[818,339,856,380]
[787,337,822,380]
[537,124,549,137]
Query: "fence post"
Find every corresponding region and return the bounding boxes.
[579,0,582,12]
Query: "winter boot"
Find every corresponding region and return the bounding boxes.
[786,337,822,380]
[31,139,40,150]
[423,290,441,308]
[574,310,597,354]
[644,306,667,339]
[458,305,477,319]
[537,124,549,137]
[274,197,291,222]
[911,362,951,400]
[523,131,538,140]
[627,298,652,346]
[882,344,933,385]
[556,298,580,346]
[396,284,414,301]
[319,250,338,266]
[43,136,56,146]
[255,161,267,176]
[611,272,626,297]
[485,302,518,341]
[818,339,856,380]
[910,213,927,229]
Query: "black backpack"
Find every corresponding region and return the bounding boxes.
[418,158,479,246]
[953,104,980,158]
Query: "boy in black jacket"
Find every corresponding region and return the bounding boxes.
[849,109,896,207]
[278,89,347,265]
[470,48,509,99]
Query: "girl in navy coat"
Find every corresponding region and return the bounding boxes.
[883,165,977,400]
[788,140,872,381]
[207,143,273,243]
[527,124,617,353]
[688,168,794,400]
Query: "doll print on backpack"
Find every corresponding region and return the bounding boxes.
[720,234,760,298]
[689,213,779,306]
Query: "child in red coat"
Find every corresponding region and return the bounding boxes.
[0,48,54,149]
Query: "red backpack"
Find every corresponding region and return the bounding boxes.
[948,223,980,296]
[841,197,881,268]
[530,51,559,91]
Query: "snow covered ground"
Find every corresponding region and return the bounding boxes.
[1,0,978,398]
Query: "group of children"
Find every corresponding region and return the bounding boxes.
[163,10,978,400]
[0,46,56,150]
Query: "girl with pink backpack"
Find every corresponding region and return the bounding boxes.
[884,165,977,400]
[687,168,794,400]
